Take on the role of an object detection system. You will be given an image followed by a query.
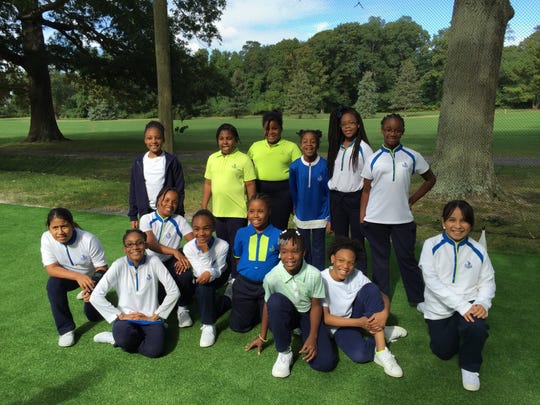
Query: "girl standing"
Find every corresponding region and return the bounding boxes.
[202,123,256,255]
[248,110,301,230]
[327,105,373,270]
[361,113,436,305]
[139,186,194,328]
[229,194,281,333]
[419,200,495,391]
[40,208,108,347]
[289,129,330,270]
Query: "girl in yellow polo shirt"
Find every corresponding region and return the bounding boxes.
[248,111,301,230]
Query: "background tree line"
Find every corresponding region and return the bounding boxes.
[1,13,538,121]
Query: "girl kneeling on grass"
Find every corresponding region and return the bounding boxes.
[321,237,406,378]
[246,229,336,378]
[228,193,281,333]
[419,200,495,392]
[90,229,180,358]
[182,210,230,348]
[40,207,108,347]
[139,186,194,328]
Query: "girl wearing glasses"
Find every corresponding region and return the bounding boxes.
[327,105,373,271]
[90,229,180,358]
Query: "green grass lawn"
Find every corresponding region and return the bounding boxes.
[1,110,538,254]
[1,204,539,404]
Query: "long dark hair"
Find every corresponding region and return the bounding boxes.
[327,105,370,178]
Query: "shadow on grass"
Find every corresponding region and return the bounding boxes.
[11,367,105,405]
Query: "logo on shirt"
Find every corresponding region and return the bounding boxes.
[232,164,238,169]
[269,246,276,252]
[165,232,172,239]
[317,175,323,182]
[401,162,409,168]
[465,261,472,269]
[146,274,152,280]
[81,254,89,261]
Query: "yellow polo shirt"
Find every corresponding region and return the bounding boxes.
[204,148,256,218]
[247,139,301,181]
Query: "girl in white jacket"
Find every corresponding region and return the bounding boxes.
[419,200,495,392]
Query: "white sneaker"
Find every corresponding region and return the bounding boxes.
[374,348,403,378]
[272,350,293,378]
[461,368,480,391]
[177,308,193,328]
[58,330,75,347]
[93,331,115,345]
[416,302,426,314]
[76,290,84,300]
[200,324,216,347]
[384,326,408,343]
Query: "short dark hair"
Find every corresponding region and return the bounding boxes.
[192,209,217,228]
[381,113,405,132]
[262,110,283,129]
[442,200,475,228]
[216,123,240,144]
[123,229,147,245]
[327,236,364,260]
[144,120,165,139]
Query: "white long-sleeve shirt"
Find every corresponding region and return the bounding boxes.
[90,255,179,323]
[182,237,228,281]
[419,233,495,320]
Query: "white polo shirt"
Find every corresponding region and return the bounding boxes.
[139,212,193,261]
[362,144,430,224]
[90,255,180,323]
[328,140,373,192]
[40,229,107,276]
[182,237,229,281]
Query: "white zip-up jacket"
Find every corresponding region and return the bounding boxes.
[419,233,495,320]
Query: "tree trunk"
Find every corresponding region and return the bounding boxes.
[431,0,514,199]
[20,4,65,142]
[153,0,174,153]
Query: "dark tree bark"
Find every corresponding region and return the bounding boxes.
[154,0,174,153]
[20,3,65,142]
[431,0,514,199]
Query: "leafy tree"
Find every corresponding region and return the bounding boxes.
[390,59,422,113]
[354,71,378,118]
[499,27,540,108]
[285,69,318,118]
[432,0,514,199]
[0,0,225,142]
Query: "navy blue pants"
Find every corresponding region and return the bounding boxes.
[161,257,195,308]
[267,293,336,372]
[426,312,489,372]
[257,179,291,231]
[113,320,166,358]
[196,270,230,325]
[298,227,326,271]
[46,277,103,335]
[330,190,367,271]
[362,221,424,303]
[229,274,265,333]
[216,217,246,278]
[333,283,384,363]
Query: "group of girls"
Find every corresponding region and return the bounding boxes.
[40,110,495,391]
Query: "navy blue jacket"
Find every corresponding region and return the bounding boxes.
[128,151,185,221]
